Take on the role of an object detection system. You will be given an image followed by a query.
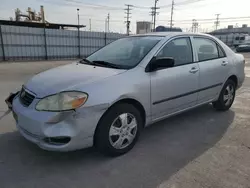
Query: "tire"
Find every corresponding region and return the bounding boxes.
[95,103,143,156]
[212,79,236,111]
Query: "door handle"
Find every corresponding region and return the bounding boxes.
[221,61,228,66]
[189,67,199,74]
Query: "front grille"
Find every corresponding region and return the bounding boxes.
[19,88,35,107]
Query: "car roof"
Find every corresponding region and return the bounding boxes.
[133,32,212,38]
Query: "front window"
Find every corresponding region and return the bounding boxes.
[156,37,193,66]
[86,36,162,69]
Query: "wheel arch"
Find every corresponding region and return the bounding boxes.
[93,98,146,146]
[228,75,238,88]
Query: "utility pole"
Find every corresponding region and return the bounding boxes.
[152,0,159,31]
[77,9,80,27]
[191,19,199,33]
[170,0,174,30]
[77,8,80,58]
[191,20,194,32]
[125,4,132,35]
[215,14,220,30]
[150,9,154,31]
[105,13,110,33]
[105,19,107,32]
[89,19,91,31]
[107,13,110,32]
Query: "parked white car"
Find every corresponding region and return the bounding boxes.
[7,32,245,156]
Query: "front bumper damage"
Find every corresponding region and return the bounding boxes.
[6,91,108,152]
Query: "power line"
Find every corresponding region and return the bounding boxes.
[132,5,151,9]
[64,0,124,10]
[173,1,211,11]
[83,18,127,23]
[159,16,250,22]
[42,0,165,11]
[41,0,206,12]
[39,0,124,10]
[132,1,200,10]
[160,0,205,8]
[39,0,250,32]
[176,0,205,6]
[125,4,132,35]
[78,15,250,23]
[158,19,250,25]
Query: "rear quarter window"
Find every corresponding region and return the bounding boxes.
[217,44,226,58]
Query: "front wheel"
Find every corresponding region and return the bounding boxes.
[95,103,143,156]
[213,79,236,111]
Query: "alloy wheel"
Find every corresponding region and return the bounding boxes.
[223,84,235,106]
[109,113,138,150]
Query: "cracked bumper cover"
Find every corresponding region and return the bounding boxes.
[12,97,109,152]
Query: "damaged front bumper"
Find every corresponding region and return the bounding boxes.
[5,91,20,110]
[8,93,108,152]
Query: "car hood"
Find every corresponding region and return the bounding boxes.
[25,63,126,98]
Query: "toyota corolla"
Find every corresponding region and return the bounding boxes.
[7,32,245,156]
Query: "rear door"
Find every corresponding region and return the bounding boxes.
[192,37,229,103]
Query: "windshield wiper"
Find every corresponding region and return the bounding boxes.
[79,59,124,69]
[79,58,93,65]
[92,61,123,69]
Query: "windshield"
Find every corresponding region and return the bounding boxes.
[86,36,162,69]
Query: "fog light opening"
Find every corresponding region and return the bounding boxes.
[44,137,71,145]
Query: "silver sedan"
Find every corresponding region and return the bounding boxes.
[9,32,245,156]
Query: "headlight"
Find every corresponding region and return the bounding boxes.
[36,91,88,111]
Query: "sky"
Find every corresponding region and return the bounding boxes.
[0,0,250,33]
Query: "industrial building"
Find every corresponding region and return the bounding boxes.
[210,24,250,47]
[0,20,85,30]
[136,21,151,34]
[210,24,250,35]
[3,5,85,29]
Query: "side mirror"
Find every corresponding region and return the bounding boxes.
[146,57,175,72]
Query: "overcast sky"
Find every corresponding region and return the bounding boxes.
[0,0,250,33]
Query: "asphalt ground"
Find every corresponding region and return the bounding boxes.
[0,56,250,188]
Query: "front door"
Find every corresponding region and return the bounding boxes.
[150,37,199,121]
[192,37,230,103]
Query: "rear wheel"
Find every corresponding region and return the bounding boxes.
[213,79,236,111]
[95,103,143,156]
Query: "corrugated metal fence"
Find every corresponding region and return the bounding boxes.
[0,25,125,61]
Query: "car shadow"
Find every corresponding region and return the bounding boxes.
[0,105,234,188]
